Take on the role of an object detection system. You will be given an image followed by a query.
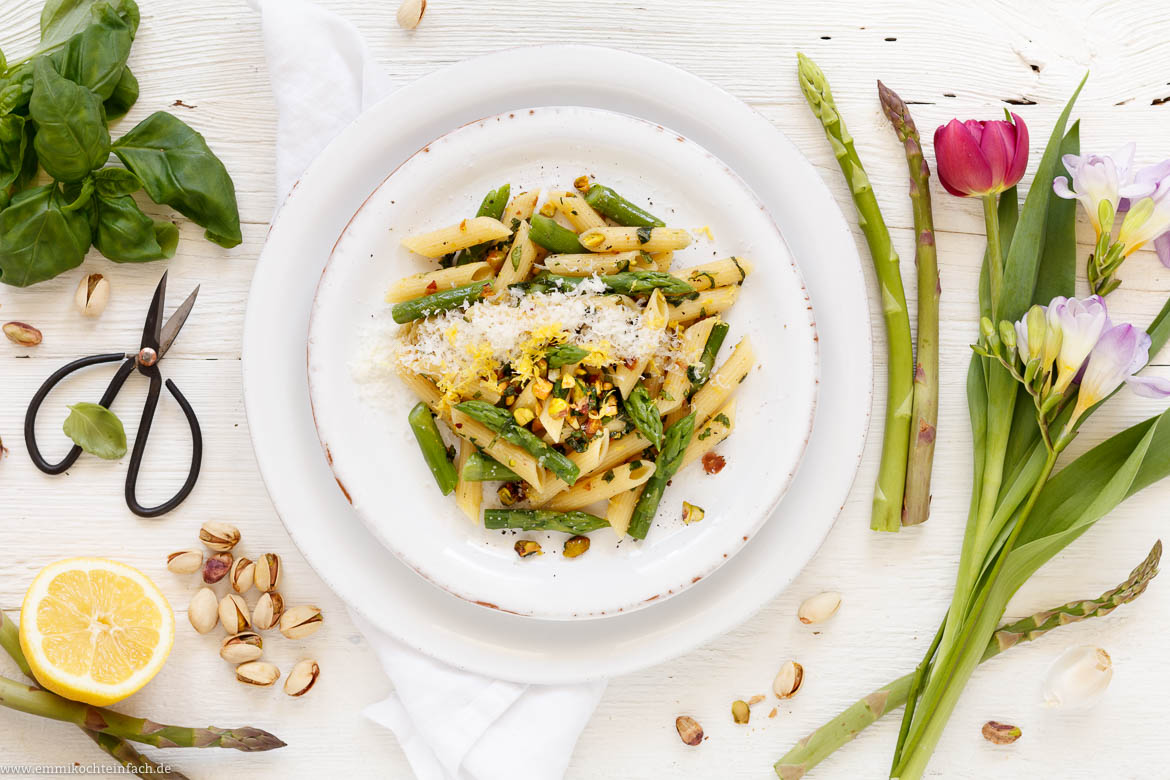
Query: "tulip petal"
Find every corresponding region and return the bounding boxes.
[1126,374,1170,398]
[934,119,992,196]
[1004,113,1029,189]
[980,121,1013,190]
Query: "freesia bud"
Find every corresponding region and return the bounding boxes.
[934,113,1029,197]
[998,320,1017,352]
[1025,305,1047,367]
[1097,199,1116,236]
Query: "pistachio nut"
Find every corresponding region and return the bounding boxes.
[797,591,841,625]
[563,535,590,558]
[254,553,281,593]
[166,549,203,575]
[279,605,323,640]
[202,552,232,584]
[74,273,110,317]
[229,556,254,594]
[199,521,240,552]
[235,661,280,687]
[220,632,264,664]
[3,322,42,347]
[675,715,703,746]
[188,587,218,634]
[284,659,320,697]
[773,660,804,699]
[396,0,425,29]
[731,699,750,724]
[514,539,542,558]
[218,593,251,634]
[252,591,284,631]
[981,721,1022,745]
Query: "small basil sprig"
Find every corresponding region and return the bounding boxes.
[63,401,127,459]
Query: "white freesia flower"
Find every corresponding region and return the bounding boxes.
[1048,296,1110,394]
[1053,145,1142,236]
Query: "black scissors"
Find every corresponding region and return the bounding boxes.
[24,272,203,518]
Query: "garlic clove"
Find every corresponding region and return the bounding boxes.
[1041,645,1113,708]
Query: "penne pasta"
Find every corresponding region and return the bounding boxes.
[578,226,692,253]
[680,400,736,471]
[658,317,717,414]
[614,289,668,397]
[384,262,493,303]
[672,257,753,291]
[542,250,655,276]
[526,435,609,505]
[495,220,538,287]
[667,286,740,325]
[396,367,445,417]
[502,191,539,226]
[454,440,482,523]
[543,460,656,512]
[651,251,674,271]
[450,409,547,491]
[401,217,512,258]
[690,337,754,426]
[606,486,643,538]
[550,191,608,232]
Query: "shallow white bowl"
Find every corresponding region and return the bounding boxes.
[307,106,818,619]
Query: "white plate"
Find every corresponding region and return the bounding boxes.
[307,106,818,619]
[243,45,872,682]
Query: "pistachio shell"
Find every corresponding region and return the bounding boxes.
[218,593,251,634]
[229,557,254,594]
[220,632,264,664]
[188,587,218,634]
[252,591,284,631]
[199,521,240,552]
[675,716,703,746]
[166,549,203,574]
[396,0,426,29]
[797,591,841,625]
[236,661,280,687]
[202,552,232,584]
[284,659,320,697]
[772,660,804,699]
[279,605,323,640]
[254,553,281,593]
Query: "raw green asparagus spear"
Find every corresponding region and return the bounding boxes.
[624,384,664,448]
[628,413,696,540]
[461,451,522,482]
[798,53,914,533]
[511,271,693,298]
[460,183,511,265]
[584,184,665,227]
[687,321,730,397]
[408,402,458,495]
[774,540,1161,779]
[0,610,31,678]
[455,400,580,485]
[84,730,191,779]
[530,214,586,253]
[484,509,609,534]
[878,81,939,528]
[546,343,590,369]
[391,280,493,323]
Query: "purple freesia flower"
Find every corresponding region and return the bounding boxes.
[1053,145,1145,236]
[1048,295,1111,393]
[1071,323,1170,421]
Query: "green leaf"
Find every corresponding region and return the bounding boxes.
[0,64,34,115]
[29,57,111,183]
[47,3,133,100]
[0,184,92,287]
[0,115,27,191]
[93,191,177,263]
[102,66,137,120]
[1032,121,1080,305]
[62,401,127,459]
[112,111,242,248]
[40,0,139,51]
[93,166,141,197]
[998,74,1086,322]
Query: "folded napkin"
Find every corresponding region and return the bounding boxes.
[247,2,607,778]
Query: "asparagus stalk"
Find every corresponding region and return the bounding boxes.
[84,729,191,779]
[798,54,914,533]
[408,402,459,495]
[455,400,581,485]
[391,280,493,324]
[512,271,694,298]
[583,184,665,228]
[460,183,511,265]
[461,451,521,482]
[877,81,939,528]
[546,343,590,369]
[530,214,586,254]
[774,540,1161,779]
[628,413,696,540]
[687,321,730,397]
[484,509,609,534]
[624,384,664,449]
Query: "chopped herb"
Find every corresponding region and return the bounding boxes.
[731,256,747,283]
[697,428,713,441]
[691,271,716,288]
[511,245,523,270]
[629,459,643,470]
[636,226,654,244]
[602,470,616,483]
[510,217,521,233]
[659,390,674,402]
[714,413,731,427]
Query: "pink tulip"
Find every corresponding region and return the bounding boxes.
[934,114,1029,197]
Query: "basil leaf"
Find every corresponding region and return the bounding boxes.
[0,65,34,114]
[62,401,127,460]
[0,184,92,287]
[94,191,177,263]
[0,115,27,191]
[0,46,6,74]
[93,166,141,197]
[103,66,138,120]
[47,3,133,100]
[40,0,139,51]
[112,111,242,248]
[29,57,111,183]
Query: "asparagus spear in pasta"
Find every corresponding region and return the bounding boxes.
[455,401,581,486]
[407,402,458,495]
[512,271,694,298]
[391,280,493,324]
[461,451,522,482]
[530,214,586,254]
[687,321,730,396]
[583,185,665,228]
[459,183,511,265]
[546,343,590,370]
[484,509,609,535]
[627,413,696,540]
[624,384,664,449]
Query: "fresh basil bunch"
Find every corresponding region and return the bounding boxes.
[0,0,241,287]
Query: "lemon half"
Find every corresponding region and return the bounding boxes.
[20,558,174,706]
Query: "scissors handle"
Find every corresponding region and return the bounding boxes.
[25,353,135,475]
[125,367,203,518]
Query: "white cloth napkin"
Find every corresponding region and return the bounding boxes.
[247,2,607,778]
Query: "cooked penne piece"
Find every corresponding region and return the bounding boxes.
[651,251,674,271]
[543,460,656,512]
[538,399,565,443]
[450,409,546,491]
[613,289,668,397]
[526,435,610,505]
[690,337,754,426]
[384,262,494,303]
[579,227,692,253]
[680,400,736,471]
[502,191,539,227]
[550,191,608,232]
[401,217,512,258]
[587,432,649,480]
[658,317,717,414]
[606,486,643,538]
[496,220,538,287]
[673,257,753,291]
[667,286,740,325]
[396,367,445,417]
[454,440,482,523]
[542,250,655,276]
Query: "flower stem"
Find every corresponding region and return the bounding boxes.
[982,195,1004,313]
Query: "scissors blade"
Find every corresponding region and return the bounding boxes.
[158,285,200,360]
[140,272,168,352]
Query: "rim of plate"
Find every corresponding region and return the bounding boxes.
[242,44,873,682]
[305,104,819,619]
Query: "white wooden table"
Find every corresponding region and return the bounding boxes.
[2,1,1169,777]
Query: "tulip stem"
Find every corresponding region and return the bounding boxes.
[878,81,939,527]
[982,195,1004,312]
[798,54,915,533]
